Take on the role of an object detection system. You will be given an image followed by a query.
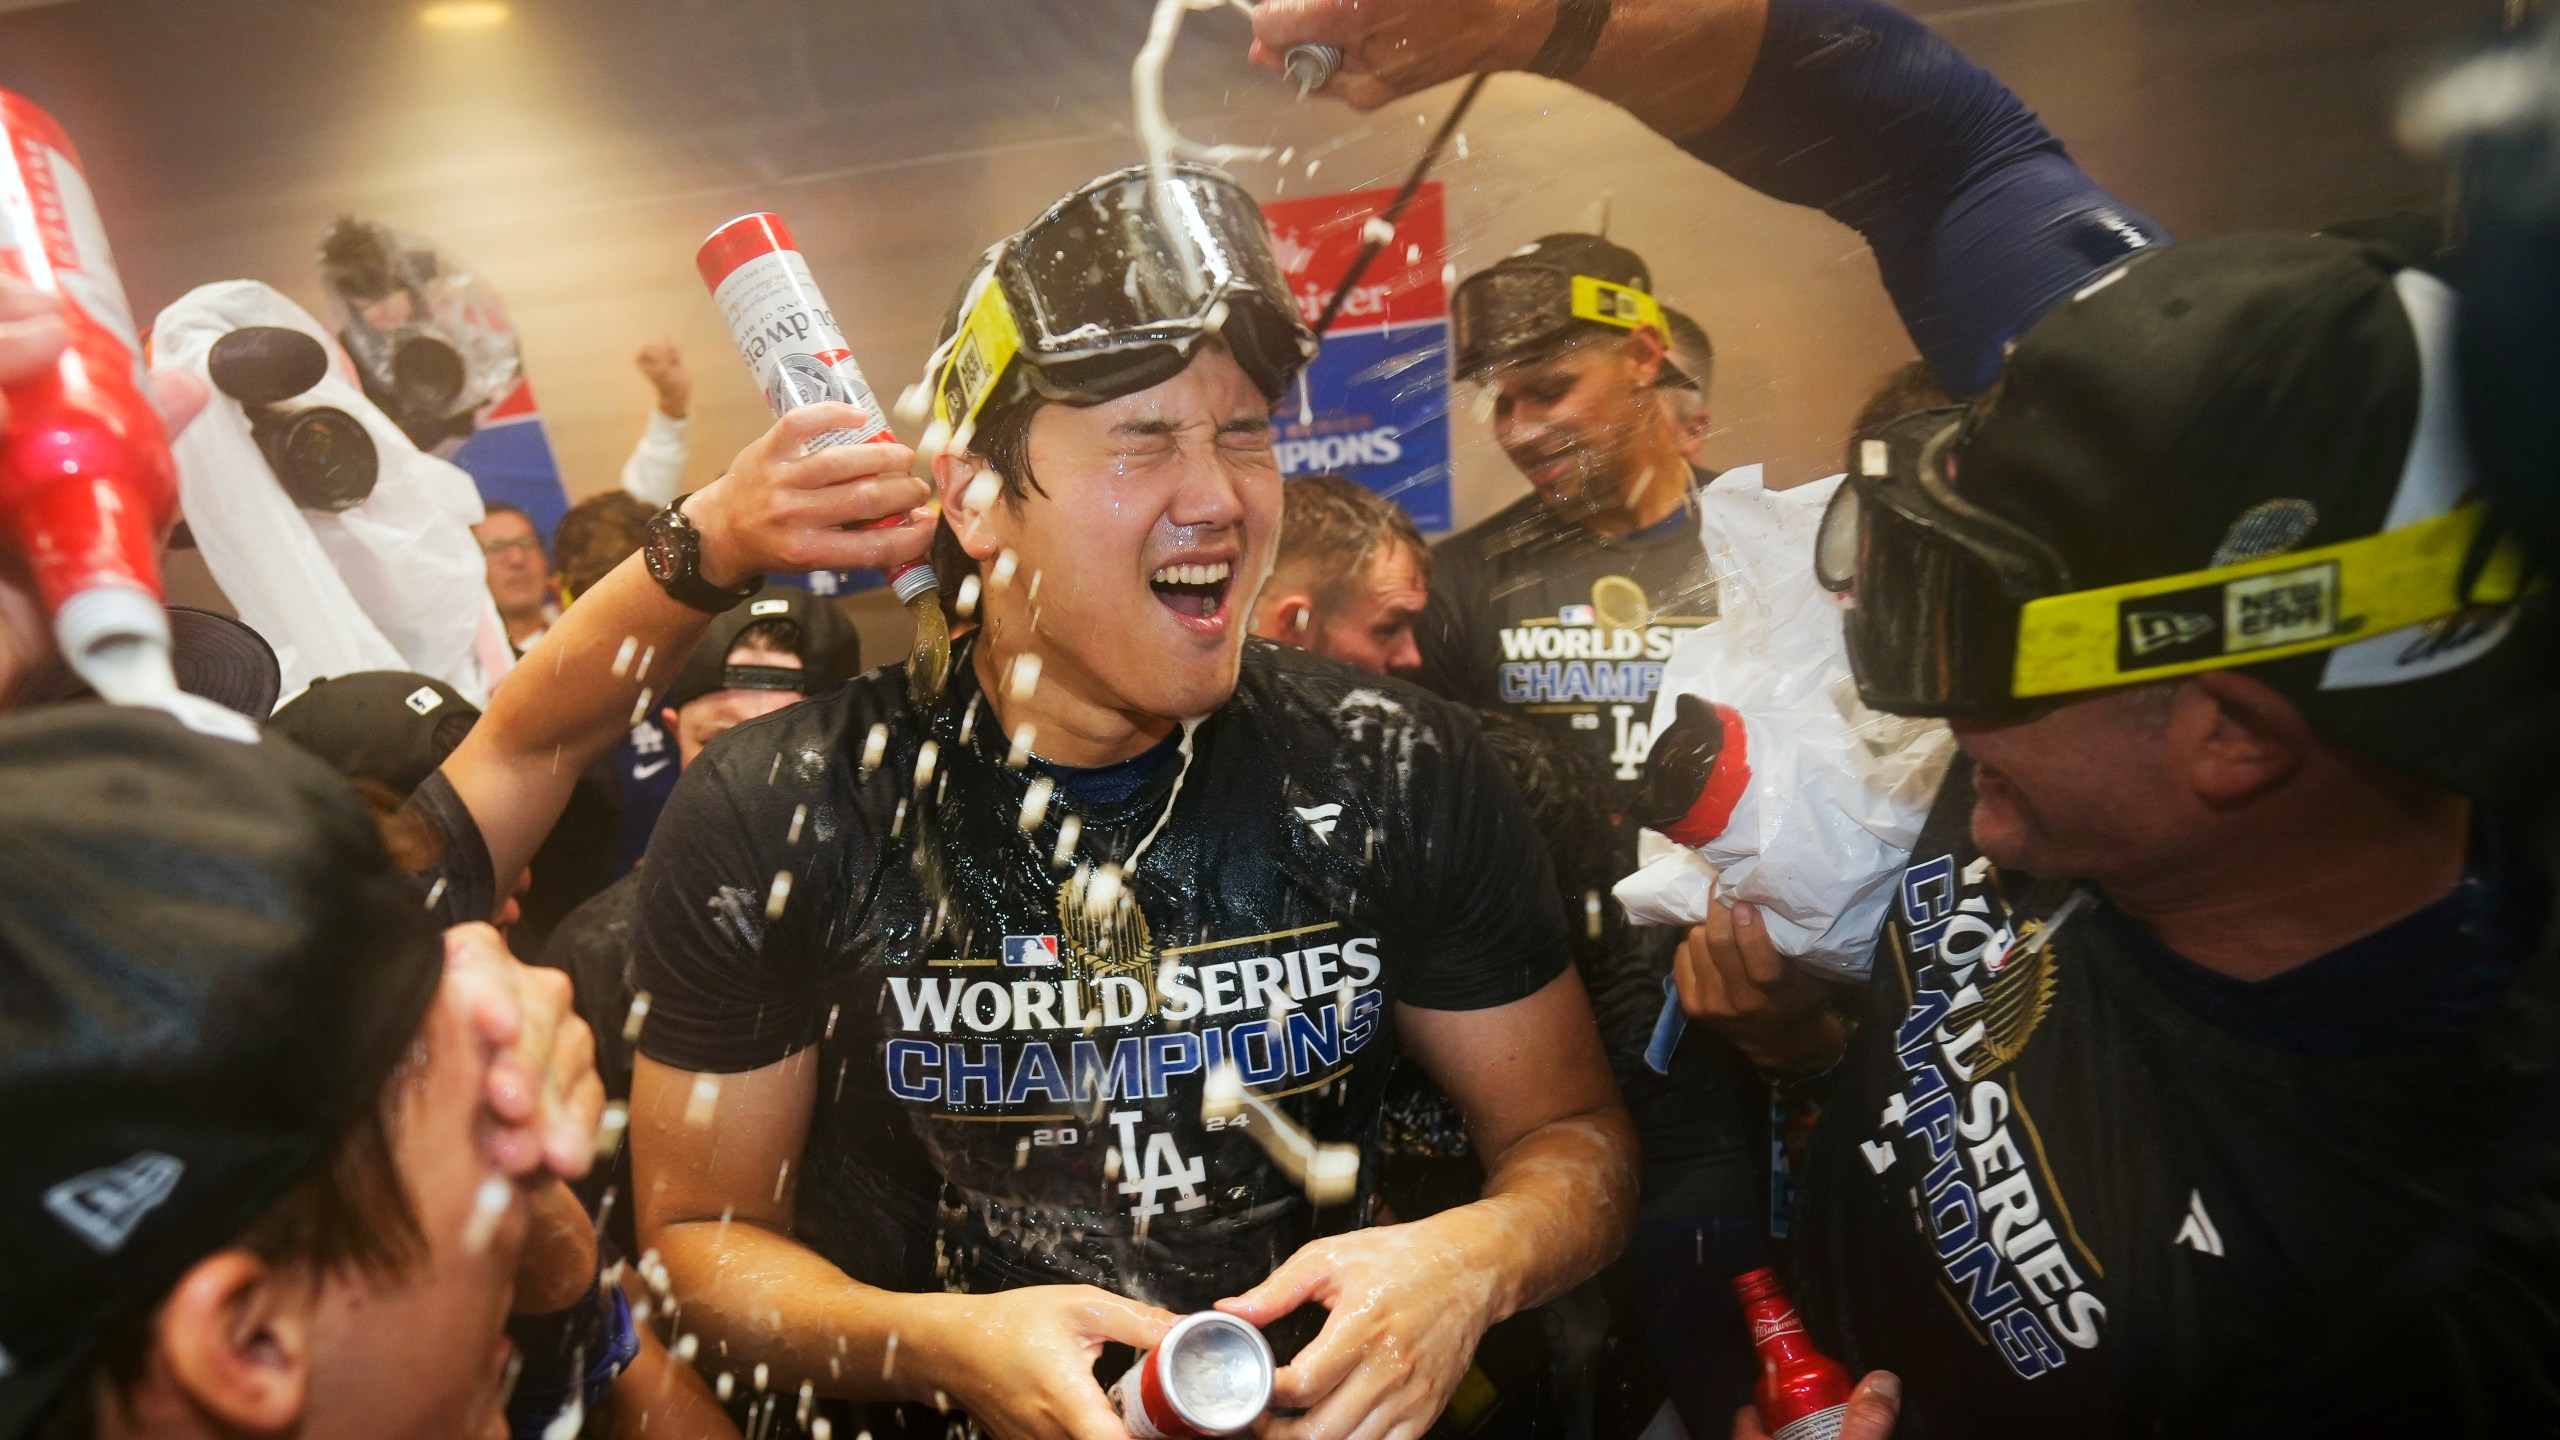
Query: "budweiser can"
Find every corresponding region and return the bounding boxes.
[1108,1311,1274,1439]
[1732,1268,1852,1440]
[695,212,934,606]
[0,89,179,685]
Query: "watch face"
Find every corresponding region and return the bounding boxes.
[644,510,692,584]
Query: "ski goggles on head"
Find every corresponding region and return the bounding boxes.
[929,163,1316,437]
[1450,265,1670,381]
[1820,407,2073,718]
[1823,408,2544,718]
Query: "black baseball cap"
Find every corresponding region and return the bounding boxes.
[13,606,282,720]
[0,707,444,1435]
[1824,224,2547,793]
[1451,233,1685,383]
[269,670,481,798]
[661,584,862,715]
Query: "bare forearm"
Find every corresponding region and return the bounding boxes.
[653,1219,968,1407]
[1416,1104,1638,1321]
[446,548,714,885]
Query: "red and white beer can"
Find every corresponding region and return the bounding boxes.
[1108,1311,1275,1440]
[695,212,934,605]
[0,88,178,669]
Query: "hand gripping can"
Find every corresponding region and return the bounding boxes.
[1732,1268,1853,1440]
[0,89,181,701]
[697,212,949,702]
[1108,1311,1275,1439]
[695,212,936,609]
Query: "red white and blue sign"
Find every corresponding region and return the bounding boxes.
[1003,934,1062,968]
[449,377,571,540]
[1261,182,1452,533]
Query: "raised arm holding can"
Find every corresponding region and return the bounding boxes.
[698,212,950,703]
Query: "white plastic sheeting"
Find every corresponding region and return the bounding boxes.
[153,280,511,708]
[1615,466,1954,981]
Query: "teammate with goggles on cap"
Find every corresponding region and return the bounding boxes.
[625,162,1638,1440]
[1425,235,1791,1429]
[1259,0,2560,1432]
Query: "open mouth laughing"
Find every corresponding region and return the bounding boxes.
[1149,559,1235,629]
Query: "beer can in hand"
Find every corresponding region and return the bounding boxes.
[695,212,934,606]
[1108,1311,1275,1440]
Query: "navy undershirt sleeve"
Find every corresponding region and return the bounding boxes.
[1682,0,2169,396]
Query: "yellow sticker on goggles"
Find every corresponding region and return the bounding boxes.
[2011,499,2535,698]
[1568,275,1666,335]
[932,277,1025,434]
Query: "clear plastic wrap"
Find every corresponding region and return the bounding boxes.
[1614,466,1954,981]
[152,280,511,708]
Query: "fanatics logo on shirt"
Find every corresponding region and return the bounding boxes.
[1003,934,1061,967]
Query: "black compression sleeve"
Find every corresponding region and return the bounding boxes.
[1682,0,2167,397]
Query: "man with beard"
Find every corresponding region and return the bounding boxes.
[625,163,1637,1440]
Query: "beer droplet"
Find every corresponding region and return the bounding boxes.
[686,1074,722,1126]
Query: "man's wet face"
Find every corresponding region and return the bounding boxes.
[1488,336,1660,516]
[969,346,1281,723]
[297,982,525,1440]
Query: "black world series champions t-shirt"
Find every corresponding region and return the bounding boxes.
[1413,470,1720,814]
[1790,761,2560,1437]
[632,637,1572,1313]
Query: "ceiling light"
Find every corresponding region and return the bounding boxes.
[420,1,510,30]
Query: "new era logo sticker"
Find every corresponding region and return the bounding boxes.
[2116,561,2340,674]
[404,686,444,716]
[1003,934,1060,967]
[2223,563,2336,653]
[2124,610,2216,658]
[1293,803,1342,841]
[45,1151,184,1254]
[751,598,791,617]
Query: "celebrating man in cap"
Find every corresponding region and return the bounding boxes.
[627,162,1637,1440]
[0,708,600,1440]
[1258,0,2560,1429]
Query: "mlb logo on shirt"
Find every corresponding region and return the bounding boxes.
[1003,935,1061,967]
[1557,604,1596,626]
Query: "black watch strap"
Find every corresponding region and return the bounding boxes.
[650,498,760,614]
[1528,0,1612,79]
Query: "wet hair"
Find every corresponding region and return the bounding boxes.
[1274,475,1431,612]
[1853,359,1955,434]
[730,617,801,660]
[31,1083,425,1440]
[552,492,654,601]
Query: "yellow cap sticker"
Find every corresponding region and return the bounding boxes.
[1568,275,1666,335]
[933,278,1025,433]
[2011,499,2536,697]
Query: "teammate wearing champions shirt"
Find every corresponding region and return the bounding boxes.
[1258,0,2560,1431]
[627,164,1638,1440]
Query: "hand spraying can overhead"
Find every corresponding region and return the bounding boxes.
[697,213,949,702]
[1108,1311,1274,1440]
[0,91,236,732]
